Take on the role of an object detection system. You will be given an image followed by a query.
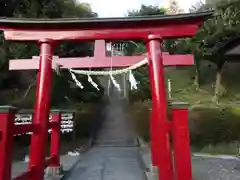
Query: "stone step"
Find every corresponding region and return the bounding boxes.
[94,137,138,147]
[94,142,137,147]
[96,135,134,139]
[95,139,135,144]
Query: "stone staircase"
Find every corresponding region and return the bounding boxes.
[93,98,137,147]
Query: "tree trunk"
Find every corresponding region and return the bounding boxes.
[193,57,200,89]
[194,65,201,89]
[215,70,222,93]
[212,61,225,104]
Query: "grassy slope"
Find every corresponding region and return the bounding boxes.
[163,62,240,155]
[165,60,240,108]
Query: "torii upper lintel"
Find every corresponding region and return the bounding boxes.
[0,11,213,41]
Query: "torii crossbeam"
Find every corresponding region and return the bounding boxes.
[9,40,194,70]
[0,11,213,180]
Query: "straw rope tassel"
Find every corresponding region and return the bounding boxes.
[87,74,100,91]
[69,70,84,89]
[129,70,138,90]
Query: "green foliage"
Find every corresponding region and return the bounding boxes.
[0,0,104,106]
[201,1,240,52]
[127,4,166,16]
[74,103,102,138]
[190,107,240,148]
[130,101,151,141]
[129,66,151,103]
[162,0,240,102]
[170,0,240,60]
[127,0,240,103]
[13,0,97,18]
[130,100,240,154]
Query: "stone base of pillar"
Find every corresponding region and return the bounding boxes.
[146,165,158,180]
[45,165,63,178]
[150,165,158,173]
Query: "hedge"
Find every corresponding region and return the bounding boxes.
[190,107,240,148]
[130,101,240,150]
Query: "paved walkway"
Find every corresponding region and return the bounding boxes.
[140,143,240,180]
[65,97,146,180]
[64,147,145,180]
[192,154,240,180]
[12,154,79,179]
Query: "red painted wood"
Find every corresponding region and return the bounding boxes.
[94,39,106,57]
[4,24,199,41]
[172,108,192,180]
[50,111,61,167]
[147,35,173,180]
[48,121,59,129]
[28,40,54,180]
[44,156,54,168]
[13,124,36,134]
[150,109,159,166]
[0,107,16,180]
[9,54,194,70]
[9,39,194,70]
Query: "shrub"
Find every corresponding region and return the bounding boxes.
[190,107,240,148]
[130,101,240,151]
[130,100,151,141]
[130,100,174,142]
[74,103,102,139]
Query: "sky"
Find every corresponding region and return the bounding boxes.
[79,0,202,17]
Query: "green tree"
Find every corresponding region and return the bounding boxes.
[170,0,240,102]
[128,4,166,16]
[0,0,103,106]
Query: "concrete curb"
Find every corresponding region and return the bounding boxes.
[137,136,158,180]
[192,153,240,160]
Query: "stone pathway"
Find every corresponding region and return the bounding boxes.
[139,145,240,180]
[64,98,146,180]
[12,154,79,179]
[64,147,145,180]
[192,154,240,180]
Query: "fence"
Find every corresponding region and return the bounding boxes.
[14,110,74,135]
[0,106,75,180]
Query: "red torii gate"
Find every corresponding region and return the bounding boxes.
[0,11,212,180]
